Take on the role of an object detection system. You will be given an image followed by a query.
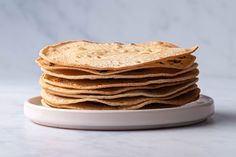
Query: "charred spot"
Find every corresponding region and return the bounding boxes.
[49,63,54,66]
[168,59,181,64]
[178,56,186,59]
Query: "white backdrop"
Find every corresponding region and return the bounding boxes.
[0,0,236,86]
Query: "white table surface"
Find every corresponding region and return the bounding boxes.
[0,76,235,157]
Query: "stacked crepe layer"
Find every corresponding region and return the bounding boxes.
[36,41,200,110]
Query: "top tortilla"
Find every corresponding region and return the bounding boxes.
[39,40,198,70]
[36,55,196,76]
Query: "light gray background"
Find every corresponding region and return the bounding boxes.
[1,1,236,157]
[0,0,236,86]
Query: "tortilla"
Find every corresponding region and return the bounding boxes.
[40,78,198,95]
[36,55,196,75]
[43,81,197,99]
[41,88,200,110]
[42,69,199,90]
[41,63,198,80]
[39,40,198,70]
[41,85,198,106]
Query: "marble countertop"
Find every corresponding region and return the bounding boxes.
[0,76,236,157]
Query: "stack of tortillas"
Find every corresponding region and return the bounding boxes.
[36,40,200,110]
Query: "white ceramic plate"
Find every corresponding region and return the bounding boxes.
[24,95,214,130]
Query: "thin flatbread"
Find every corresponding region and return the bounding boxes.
[42,69,199,90]
[36,55,196,75]
[41,86,198,106]
[43,82,197,99]
[40,78,198,95]
[41,88,200,110]
[39,40,198,70]
[41,63,198,80]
